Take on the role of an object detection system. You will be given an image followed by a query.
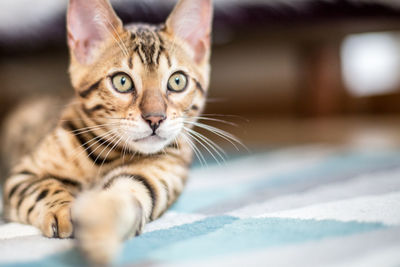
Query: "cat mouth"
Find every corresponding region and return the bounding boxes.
[133,135,166,143]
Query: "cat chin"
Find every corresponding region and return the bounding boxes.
[130,136,171,155]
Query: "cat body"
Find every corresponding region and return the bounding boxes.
[2,0,213,263]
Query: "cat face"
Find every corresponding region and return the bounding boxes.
[67,0,212,154]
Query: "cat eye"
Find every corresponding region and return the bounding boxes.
[111,73,134,93]
[167,72,188,92]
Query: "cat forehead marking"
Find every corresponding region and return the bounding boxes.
[126,25,169,69]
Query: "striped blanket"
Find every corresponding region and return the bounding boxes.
[1,145,400,266]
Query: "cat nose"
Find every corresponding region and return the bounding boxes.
[142,113,166,132]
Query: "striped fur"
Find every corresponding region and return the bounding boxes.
[2,0,212,264]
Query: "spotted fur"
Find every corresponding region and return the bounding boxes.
[2,0,213,264]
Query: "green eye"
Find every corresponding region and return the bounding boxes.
[112,73,134,93]
[167,72,188,92]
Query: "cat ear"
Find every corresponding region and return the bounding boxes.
[165,0,213,63]
[67,0,123,64]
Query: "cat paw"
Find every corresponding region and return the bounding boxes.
[40,205,73,238]
[72,190,135,264]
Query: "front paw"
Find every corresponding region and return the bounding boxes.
[39,204,74,238]
[72,190,140,264]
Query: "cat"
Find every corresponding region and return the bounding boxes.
[1,0,213,263]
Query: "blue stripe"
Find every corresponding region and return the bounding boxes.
[118,217,385,265]
[172,151,400,212]
[0,249,86,267]
[1,217,384,267]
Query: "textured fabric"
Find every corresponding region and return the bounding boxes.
[1,145,400,266]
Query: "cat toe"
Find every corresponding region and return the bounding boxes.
[40,206,73,238]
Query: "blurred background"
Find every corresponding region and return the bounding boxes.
[2,0,400,155]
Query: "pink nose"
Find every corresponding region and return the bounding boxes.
[142,113,166,132]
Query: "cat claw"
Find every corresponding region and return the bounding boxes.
[41,206,74,239]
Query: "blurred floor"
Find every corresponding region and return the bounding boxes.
[201,115,400,154]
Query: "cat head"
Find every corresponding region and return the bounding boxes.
[67,0,213,154]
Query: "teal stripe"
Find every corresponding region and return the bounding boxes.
[119,217,385,265]
[0,217,386,267]
[172,151,400,212]
[119,215,238,264]
[0,249,86,267]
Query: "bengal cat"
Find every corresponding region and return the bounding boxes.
[1,0,213,263]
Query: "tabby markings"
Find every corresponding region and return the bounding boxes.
[81,104,106,116]
[78,79,103,98]
[129,27,171,68]
[192,78,206,95]
[62,121,119,165]
[12,175,81,220]
[103,174,157,219]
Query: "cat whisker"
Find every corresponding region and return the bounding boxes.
[120,129,134,164]
[184,129,223,165]
[184,116,238,127]
[92,132,120,168]
[173,136,181,151]
[73,130,117,161]
[183,126,227,160]
[59,115,128,124]
[60,117,119,127]
[180,132,206,167]
[68,123,119,136]
[84,131,118,171]
[184,121,247,152]
[129,150,138,161]
[121,133,130,164]
[97,132,126,174]
[76,129,115,152]
[199,114,250,122]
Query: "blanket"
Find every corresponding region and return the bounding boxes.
[0,145,400,266]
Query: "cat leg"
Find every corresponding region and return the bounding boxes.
[72,178,146,264]
[72,147,191,264]
[3,171,82,238]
